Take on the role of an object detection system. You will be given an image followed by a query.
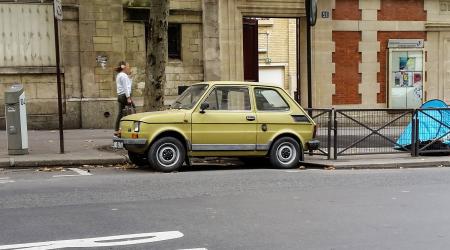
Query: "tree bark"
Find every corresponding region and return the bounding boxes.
[143,0,169,111]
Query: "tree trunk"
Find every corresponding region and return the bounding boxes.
[143,0,169,111]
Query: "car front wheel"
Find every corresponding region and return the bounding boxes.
[269,137,302,169]
[148,137,186,172]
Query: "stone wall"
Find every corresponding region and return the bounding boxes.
[257,18,298,95]
[78,0,124,129]
[166,19,204,103]
[0,3,81,129]
[124,22,146,99]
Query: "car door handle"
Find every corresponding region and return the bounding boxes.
[246,115,256,121]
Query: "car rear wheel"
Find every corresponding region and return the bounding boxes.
[148,137,185,172]
[269,137,302,169]
[128,151,148,167]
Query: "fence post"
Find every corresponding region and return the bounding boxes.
[333,109,338,160]
[415,114,420,156]
[327,109,332,160]
[411,110,417,157]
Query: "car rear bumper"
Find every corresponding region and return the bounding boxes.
[306,140,320,150]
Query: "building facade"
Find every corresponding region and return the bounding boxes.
[1,0,450,129]
[0,0,305,129]
[313,0,450,109]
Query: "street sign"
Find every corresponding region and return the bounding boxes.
[54,0,63,21]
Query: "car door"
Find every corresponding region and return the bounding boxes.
[191,85,257,152]
[254,87,295,150]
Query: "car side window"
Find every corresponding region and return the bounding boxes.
[204,86,251,111]
[254,88,290,111]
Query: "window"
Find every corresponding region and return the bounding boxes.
[388,50,424,108]
[172,84,208,109]
[168,23,181,59]
[0,3,55,67]
[254,88,289,111]
[204,86,251,111]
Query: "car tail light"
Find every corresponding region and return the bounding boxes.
[132,133,139,139]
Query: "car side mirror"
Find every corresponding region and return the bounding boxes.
[200,102,210,114]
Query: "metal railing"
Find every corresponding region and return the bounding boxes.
[412,108,450,156]
[333,109,414,159]
[305,108,450,159]
[305,108,332,159]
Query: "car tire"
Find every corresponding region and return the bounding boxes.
[269,137,303,169]
[128,151,148,167]
[148,137,186,172]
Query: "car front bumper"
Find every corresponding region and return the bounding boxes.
[113,136,147,150]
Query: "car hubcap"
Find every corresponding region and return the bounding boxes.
[156,143,180,168]
[276,142,297,165]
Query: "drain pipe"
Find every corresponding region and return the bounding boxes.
[305,0,317,109]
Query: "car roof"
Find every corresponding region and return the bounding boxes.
[194,81,281,88]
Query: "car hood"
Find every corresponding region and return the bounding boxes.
[122,110,189,124]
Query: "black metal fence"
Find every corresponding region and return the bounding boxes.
[412,108,450,156]
[306,108,450,159]
[304,108,332,159]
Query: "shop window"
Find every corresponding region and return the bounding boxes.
[388,50,424,109]
[168,23,181,59]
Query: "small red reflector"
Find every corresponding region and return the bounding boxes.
[132,133,139,139]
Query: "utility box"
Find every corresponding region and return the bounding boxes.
[5,84,28,155]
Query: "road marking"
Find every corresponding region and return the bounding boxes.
[53,168,92,178]
[0,177,14,184]
[178,249,208,250]
[53,175,79,178]
[68,168,92,176]
[0,231,184,250]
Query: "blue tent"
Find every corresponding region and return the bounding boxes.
[396,99,450,150]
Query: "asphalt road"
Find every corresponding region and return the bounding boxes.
[1,165,450,250]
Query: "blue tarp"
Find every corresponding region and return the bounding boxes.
[396,99,450,149]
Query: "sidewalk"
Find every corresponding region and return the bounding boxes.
[1,129,450,169]
[0,129,127,168]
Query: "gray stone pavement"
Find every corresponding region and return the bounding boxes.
[1,129,450,169]
[0,129,127,168]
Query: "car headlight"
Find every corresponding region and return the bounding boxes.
[134,121,140,132]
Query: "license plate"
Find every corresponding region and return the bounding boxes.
[113,141,123,149]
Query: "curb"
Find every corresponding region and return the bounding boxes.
[302,160,450,170]
[0,156,128,168]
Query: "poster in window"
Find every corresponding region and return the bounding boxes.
[406,57,416,71]
[399,57,408,70]
[394,71,401,86]
[413,73,422,85]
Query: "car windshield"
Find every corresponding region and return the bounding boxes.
[171,84,209,109]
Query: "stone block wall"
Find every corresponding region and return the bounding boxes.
[78,0,124,129]
[166,23,204,100]
[124,22,146,98]
[257,18,298,95]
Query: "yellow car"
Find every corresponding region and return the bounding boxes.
[114,81,319,172]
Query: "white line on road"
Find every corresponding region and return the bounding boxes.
[68,168,92,176]
[0,231,184,250]
[0,177,14,184]
[53,168,92,178]
[52,175,80,178]
[178,248,208,250]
